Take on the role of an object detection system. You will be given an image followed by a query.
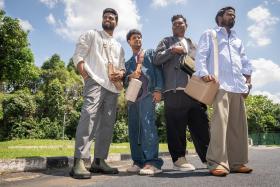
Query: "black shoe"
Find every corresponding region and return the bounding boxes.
[89,158,119,174]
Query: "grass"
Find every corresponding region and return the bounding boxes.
[0,139,195,159]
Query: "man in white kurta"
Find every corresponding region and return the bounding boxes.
[70,8,125,179]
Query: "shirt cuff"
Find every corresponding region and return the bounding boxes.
[73,56,84,67]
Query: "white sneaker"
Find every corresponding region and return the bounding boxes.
[173,157,195,171]
[139,165,162,175]
[127,164,141,173]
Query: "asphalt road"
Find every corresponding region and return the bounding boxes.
[1,146,280,187]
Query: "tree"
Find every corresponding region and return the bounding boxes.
[38,54,84,139]
[0,10,39,91]
[246,95,280,133]
[41,54,65,70]
[67,58,79,75]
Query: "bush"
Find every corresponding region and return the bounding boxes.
[155,102,167,142]
[1,89,37,140]
[39,118,62,139]
[112,118,128,143]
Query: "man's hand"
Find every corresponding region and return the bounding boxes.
[170,45,185,55]
[243,74,251,84]
[128,70,141,80]
[77,61,89,80]
[153,91,161,103]
[109,70,125,81]
[202,75,218,83]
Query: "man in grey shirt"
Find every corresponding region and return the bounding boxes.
[154,14,210,171]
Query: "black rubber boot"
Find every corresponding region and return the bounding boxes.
[89,158,119,174]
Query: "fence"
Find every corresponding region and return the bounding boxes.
[249,132,280,145]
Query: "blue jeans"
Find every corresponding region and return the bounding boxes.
[127,94,163,169]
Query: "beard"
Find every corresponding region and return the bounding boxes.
[221,19,235,29]
[102,22,115,31]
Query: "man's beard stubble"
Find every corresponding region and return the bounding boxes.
[102,22,115,31]
[221,19,235,29]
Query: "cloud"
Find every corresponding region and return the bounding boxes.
[42,0,141,42]
[0,0,4,9]
[247,5,279,47]
[251,58,280,89]
[40,0,58,9]
[18,19,34,32]
[252,90,280,104]
[250,58,280,103]
[46,13,56,25]
[151,0,186,8]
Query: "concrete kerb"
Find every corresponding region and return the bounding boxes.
[0,150,195,174]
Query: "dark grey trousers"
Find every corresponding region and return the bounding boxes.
[74,78,118,159]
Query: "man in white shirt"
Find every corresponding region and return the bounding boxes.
[195,6,253,177]
[70,8,125,179]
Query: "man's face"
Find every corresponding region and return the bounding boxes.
[220,9,235,29]
[102,12,117,31]
[128,34,142,50]
[172,18,187,37]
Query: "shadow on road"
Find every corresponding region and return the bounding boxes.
[151,168,210,178]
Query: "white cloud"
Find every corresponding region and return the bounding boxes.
[18,19,34,32]
[250,58,280,103]
[252,90,280,104]
[0,0,4,9]
[40,0,58,9]
[46,13,56,25]
[42,0,141,42]
[247,5,279,47]
[151,0,186,8]
[251,58,280,88]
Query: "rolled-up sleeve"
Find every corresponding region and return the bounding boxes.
[240,42,252,76]
[72,31,94,67]
[195,31,211,77]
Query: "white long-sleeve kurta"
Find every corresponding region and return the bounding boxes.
[195,27,252,93]
[73,29,125,93]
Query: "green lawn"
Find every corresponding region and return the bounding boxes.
[0,139,195,159]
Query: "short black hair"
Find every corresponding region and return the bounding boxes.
[171,14,187,24]
[215,6,235,25]
[126,29,142,42]
[103,8,118,23]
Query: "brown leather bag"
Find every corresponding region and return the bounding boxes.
[185,75,219,105]
[107,63,124,91]
[184,30,219,105]
[103,44,124,91]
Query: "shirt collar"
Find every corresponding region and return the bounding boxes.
[101,30,113,38]
[214,26,237,37]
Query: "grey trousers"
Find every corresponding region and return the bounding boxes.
[74,78,118,159]
[206,90,249,171]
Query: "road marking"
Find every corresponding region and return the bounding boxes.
[3,174,41,182]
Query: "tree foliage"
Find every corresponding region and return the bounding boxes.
[0,10,39,91]
[246,95,280,133]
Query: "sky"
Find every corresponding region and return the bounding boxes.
[1,0,280,103]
